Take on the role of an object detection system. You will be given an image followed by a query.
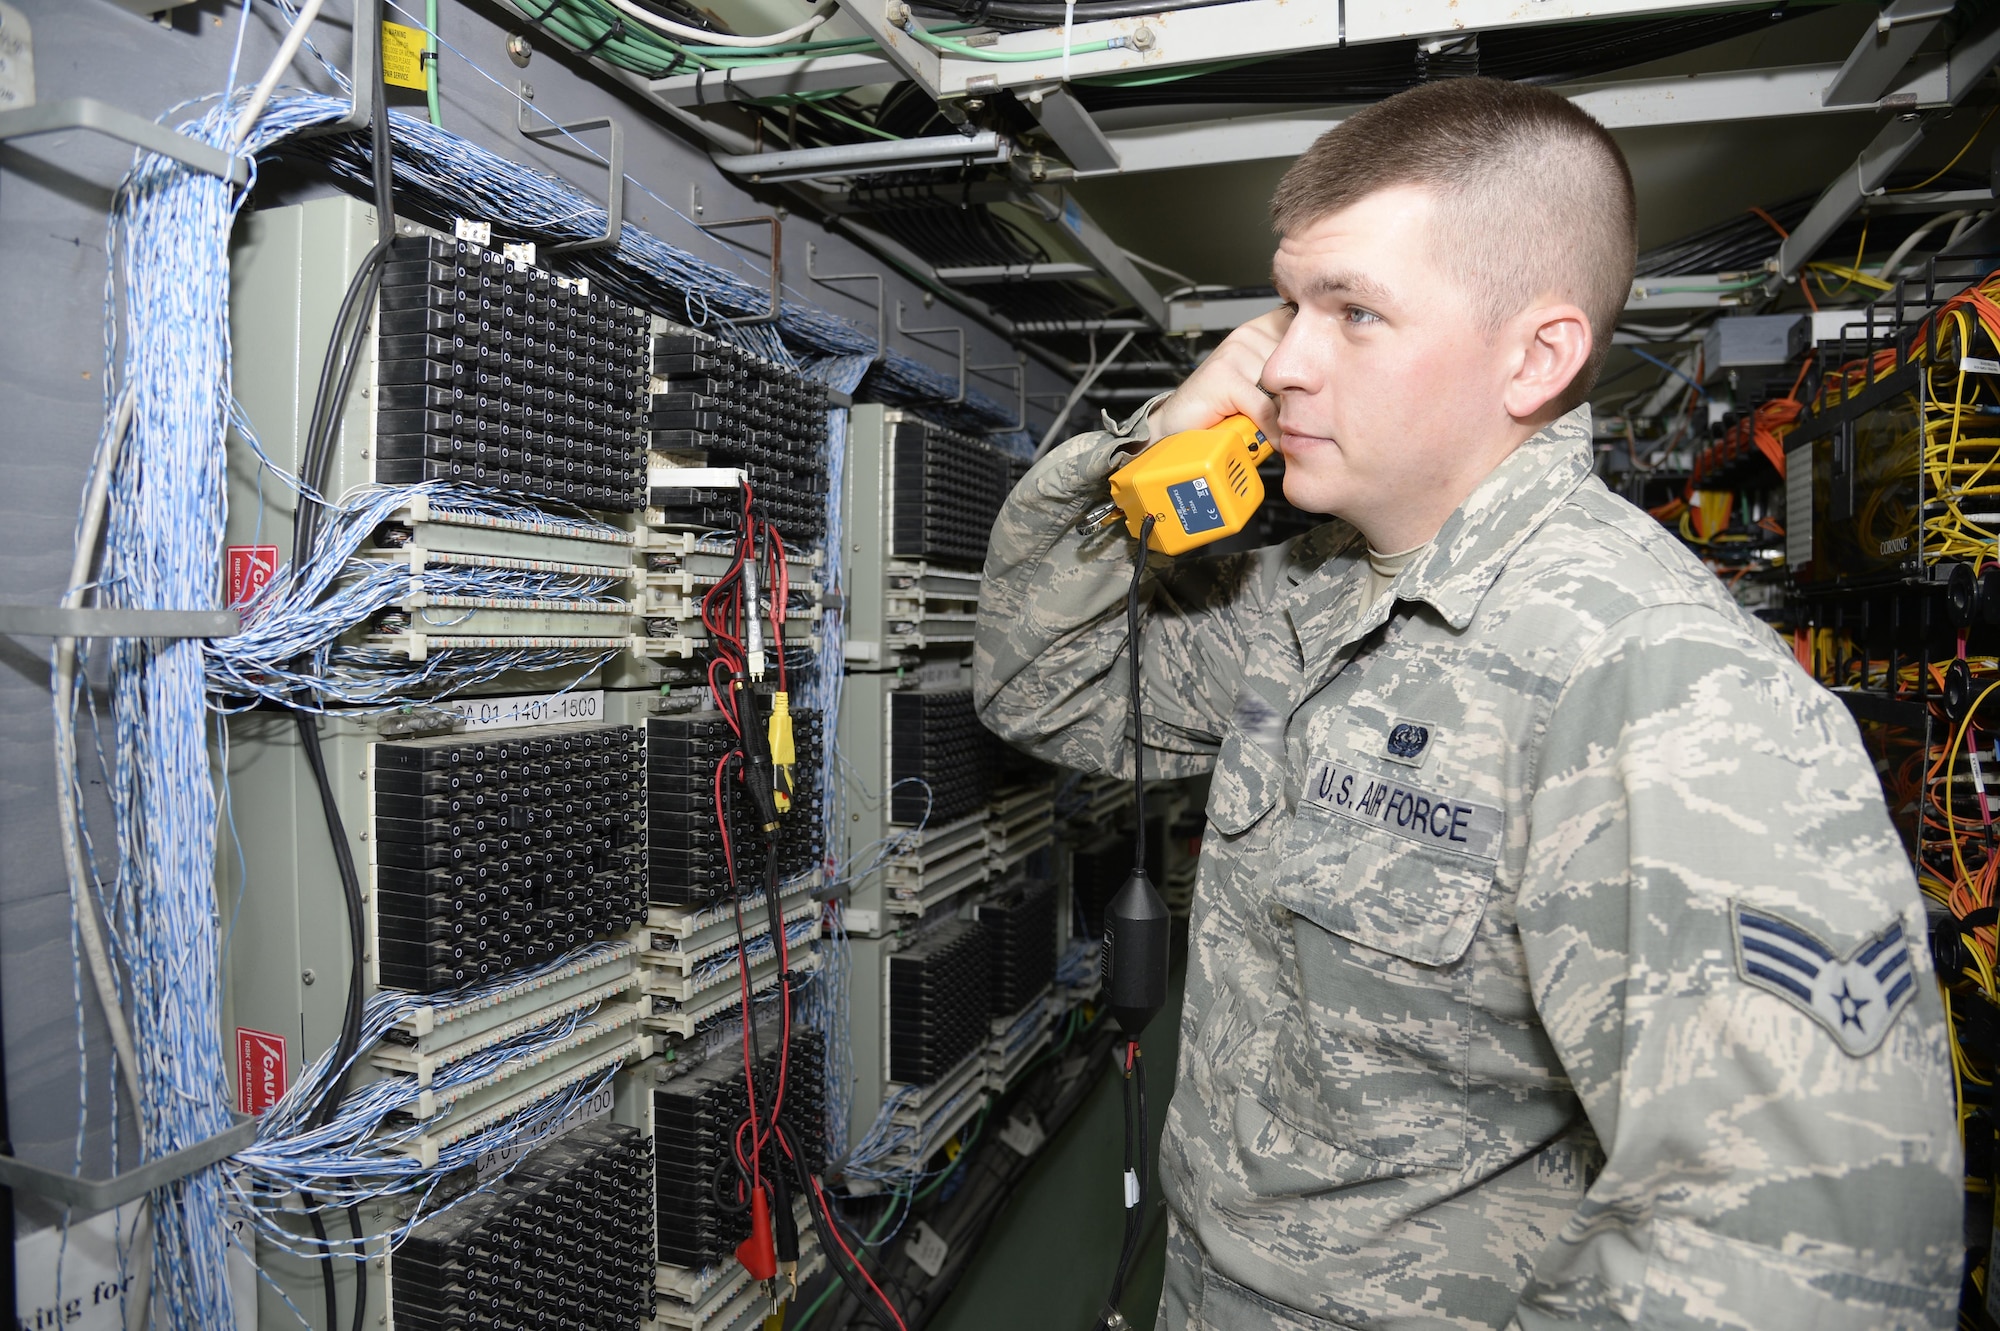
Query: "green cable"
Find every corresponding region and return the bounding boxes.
[802,102,903,141]
[900,17,1120,61]
[503,0,719,74]
[424,0,442,126]
[681,17,981,57]
[792,1186,909,1330]
[748,88,854,103]
[1079,55,1262,86]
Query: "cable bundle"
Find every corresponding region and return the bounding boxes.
[226,946,634,1254]
[264,92,1021,431]
[206,481,626,709]
[64,81,354,1330]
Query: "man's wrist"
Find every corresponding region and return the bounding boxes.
[1109,390,1174,456]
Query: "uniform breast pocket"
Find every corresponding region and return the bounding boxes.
[1258,807,1497,1172]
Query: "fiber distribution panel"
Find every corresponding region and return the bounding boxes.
[845,405,1021,668]
[650,1028,828,1270]
[889,687,1000,824]
[887,919,994,1085]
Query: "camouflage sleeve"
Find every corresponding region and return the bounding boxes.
[973,421,1277,780]
[1513,603,1963,1331]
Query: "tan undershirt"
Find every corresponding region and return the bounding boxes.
[1364,541,1429,604]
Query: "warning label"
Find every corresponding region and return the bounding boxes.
[236,1027,287,1117]
[225,545,279,607]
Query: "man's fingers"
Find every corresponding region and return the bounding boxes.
[1233,382,1280,440]
[1144,306,1294,443]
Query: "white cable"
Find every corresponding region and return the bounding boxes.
[1038,329,1135,456]
[53,386,149,1136]
[1061,0,1077,79]
[1120,248,1193,287]
[602,0,836,49]
[230,0,327,152]
[1875,210,1970,281]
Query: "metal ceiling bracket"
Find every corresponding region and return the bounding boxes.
[297,0,377,137]
[0,96,247,184]
[897,301,966,404]
[692,195,782,327]
[1021,186,1166,327]
[970,356,1026,430]
[1772,6,2000,282]
[711,131,1010,185]
[0,606,240,638]
[828,0,941,95]
[1823,0,1954,106]
[1025,89,1121,175]
[648,53,900,108]
[0,1115,256,1219]
[516,84,624,254]
[806,242,885,360]
[935,262,1097,283]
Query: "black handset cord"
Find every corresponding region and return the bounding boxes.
[1093,515,1158,1331]
[1126,516,1154,868]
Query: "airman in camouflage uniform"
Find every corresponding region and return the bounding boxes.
[973,80,1962,1331]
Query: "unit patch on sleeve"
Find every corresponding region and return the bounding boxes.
[1302,757,1502,860]
[1731,903,1915,1057]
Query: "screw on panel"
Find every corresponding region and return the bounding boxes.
[507,32,532,66]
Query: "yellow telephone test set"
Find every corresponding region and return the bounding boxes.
[1079,415,1276,555]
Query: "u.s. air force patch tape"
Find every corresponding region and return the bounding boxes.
[1732,903,1915,1057]
[1301,758,1502,861]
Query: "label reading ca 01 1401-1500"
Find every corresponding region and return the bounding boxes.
[1303,758,1502,860]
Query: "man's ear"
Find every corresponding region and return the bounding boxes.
[1501,302,1594,422]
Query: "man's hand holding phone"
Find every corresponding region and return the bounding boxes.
[1145,306,1292,447]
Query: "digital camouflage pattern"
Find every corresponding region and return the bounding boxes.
[974,405,1963,1330]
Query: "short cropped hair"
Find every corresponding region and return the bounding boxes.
[1270,77,1636,409]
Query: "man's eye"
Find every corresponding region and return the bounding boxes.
[1347,306,1381,324]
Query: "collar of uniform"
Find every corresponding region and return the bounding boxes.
[1277,407,1592,686]
[1391,405,1595,630]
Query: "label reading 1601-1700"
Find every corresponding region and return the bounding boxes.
[443,689,605,733]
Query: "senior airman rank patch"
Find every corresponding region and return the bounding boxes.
[1731,904,1915,1057]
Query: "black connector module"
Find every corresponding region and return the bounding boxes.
[646,325,831,539]
[643,708,824,907]
[373,234,649,513]
[391,1121,655,1330]
[372,723,645,994]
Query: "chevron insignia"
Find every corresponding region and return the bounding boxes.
[1732,904,1916,1057]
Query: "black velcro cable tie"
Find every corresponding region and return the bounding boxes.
[582,17,627,57]
[528,0,564,23]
